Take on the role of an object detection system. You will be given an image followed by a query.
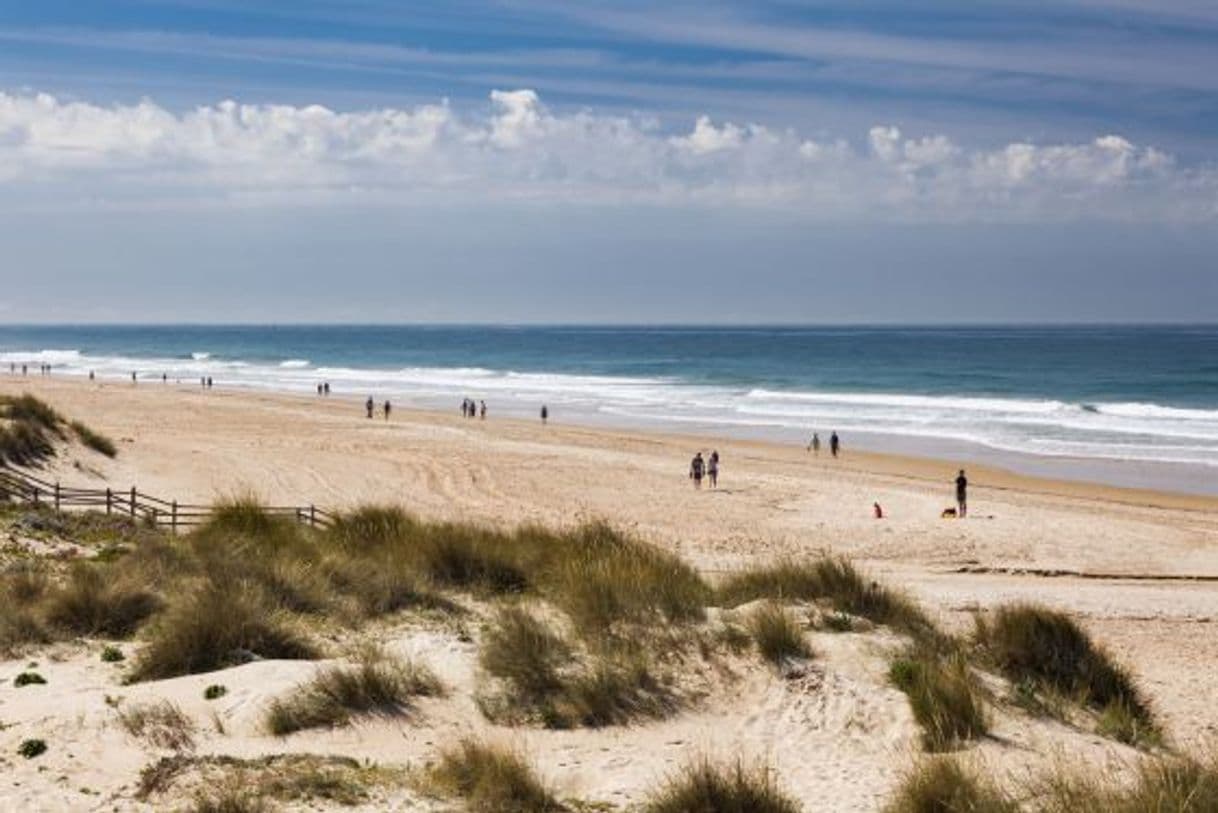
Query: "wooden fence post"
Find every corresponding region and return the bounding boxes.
[106,488,112,514]
[54,482,61,511]
[310,504,316,528]
[171,500,178,535]
[130,487,137,519]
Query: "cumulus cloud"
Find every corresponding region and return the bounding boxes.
[0,89,1214,220]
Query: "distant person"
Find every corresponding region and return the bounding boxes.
[317,383,323,396]
[207,377,213,389]
[88,370,95,381]
[480,400,487,420]
[708,450,720,488]
[201,376,206,388]
[21,364,26,376]
[873,502,884,519]
[461,399,469,418]
[540,405,548,424]
[162,373,167,384]
[384,400,391,421]
[955,469,968,518]
[808,433,820,455]
[830,431,840,458]
[323,382,330,396]
[689,452,705,489]
[132,371,137,384]
[366,396,374,419]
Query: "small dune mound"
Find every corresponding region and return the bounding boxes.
[0,393,115,467]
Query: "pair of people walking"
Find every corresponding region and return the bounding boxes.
[807,431,840,458]
[689,450,720,489]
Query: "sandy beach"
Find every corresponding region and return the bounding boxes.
[3,376,1217,811]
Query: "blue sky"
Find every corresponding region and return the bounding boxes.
[0,0,1216,322]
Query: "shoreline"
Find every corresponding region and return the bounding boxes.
[6,374,1217,514]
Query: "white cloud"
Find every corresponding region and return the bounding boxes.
[0,89,1214,221]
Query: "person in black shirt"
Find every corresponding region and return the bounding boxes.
[689,452,705,489]
[830,431,840,458]
[955,470,968,518]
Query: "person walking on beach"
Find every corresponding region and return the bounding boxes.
[808,433,820,455]
[324,382,330,396]
[365,396,374,419]
[830,431,840,458]
[708,450,720,489]
[384,400,392,421]
[480,400,487,420]
[689,452,705,489]
[955,470,968,518]
[541,405,548,424]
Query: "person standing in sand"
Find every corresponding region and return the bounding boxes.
[384,400,391,421]
[708,450,720,488]
[366,397,374,419]
[541,405,548,424]
[480,400,487,419]
[830,431,840,458]
[808,433,820,455]
[689,452,705,489]
[955,469,968,518]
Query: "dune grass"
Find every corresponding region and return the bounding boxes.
[889,652,989,752]
[43,563,160,637]
[70,420,117,458]
[748,602,812,666]
[0,394,64,466]
[477,605,675,728]
[973,603,1158,746]
[0,562,51,655]
[129,579,318,682]
[1036,749,1218,813]
[265,650,442,736]
[425,739,566,812]
[883,758,1018,813]
[642,758,801,813]
[717,557,941,646]
[117,700,197,751]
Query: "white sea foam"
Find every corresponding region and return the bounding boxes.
[7,347,1216,468]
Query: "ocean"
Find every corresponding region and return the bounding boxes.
[2,325,1216,493]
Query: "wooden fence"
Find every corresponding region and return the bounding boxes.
[0,466,334,533]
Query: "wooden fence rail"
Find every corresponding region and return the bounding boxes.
[0,466,334,533]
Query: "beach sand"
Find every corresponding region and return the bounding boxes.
[3,376,1217,810]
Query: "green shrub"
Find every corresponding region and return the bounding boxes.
[889,653,988,751]
[101,645,126,663]
[426,739,565,812]
[883,758,1018,813]
[748,602,811,665]
[18,738,48,759]
[14,670,46,687]
[642,758,800,813]
[204,684,228,700]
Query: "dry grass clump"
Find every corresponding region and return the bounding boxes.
[717,557,940,645]
[0,394,64,466]
[0,562,51,654]
[140,753,398,807]
[265,649,442,736]
[889,652,989,752]
[883,758,1018,813]
[747,602,811,666]
[426,739,566,812]
[70,419,117,457]
[478,605,675,728]
[1035,749,1218,813]
[117,700,197,751]
[43,562,160,637]
[973,603,1158,746]
[129,579,318,682]
[642,758,800,813]
[545,521,709,637]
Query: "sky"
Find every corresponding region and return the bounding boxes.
[0,0,1216,323]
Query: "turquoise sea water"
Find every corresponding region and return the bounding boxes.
[1,325,1215,490]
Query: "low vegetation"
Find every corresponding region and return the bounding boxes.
[883,758,1018,813]
[424,738,566,812]
[265,650,442,736]
[747,602,812,665]
[18,738,48,759]
[973,603,1158,745]
[117,700,197,751]
[70,419,117,457]
[477,605,675,728]
[43,563,160,637]
[717,557,942,646]
[889,652,989,752]
[642,758,801,813]
[14,670,46,687]
[0,394,114,466]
